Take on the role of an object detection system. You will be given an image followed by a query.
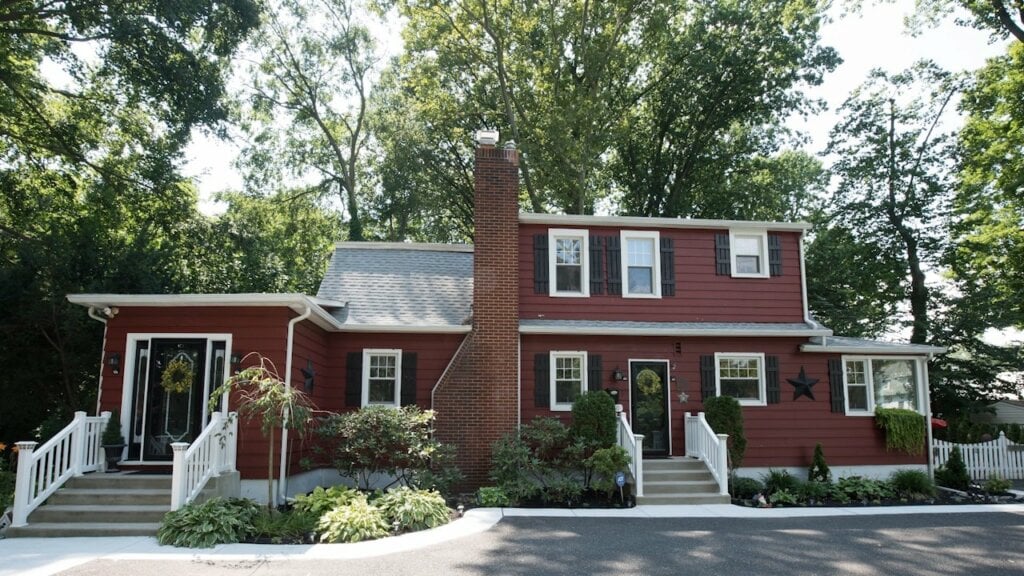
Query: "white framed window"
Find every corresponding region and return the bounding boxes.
[551,351,588,411]
[715,353,766,406]
[362,349,402,407]
[729,230,769,278]
[621,230,661,298]
[548,228,589,297]
[843,356,923,416]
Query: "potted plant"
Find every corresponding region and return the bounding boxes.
[101,411,126,472]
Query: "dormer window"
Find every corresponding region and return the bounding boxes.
[729,230,769,278]
[549,229,589,297]
[621,230,661,298]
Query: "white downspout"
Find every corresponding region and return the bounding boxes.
[798,230,826,346]
[86,307,108,415]
[923,355,935,480]
[279,305,312,504]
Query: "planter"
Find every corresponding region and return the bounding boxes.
[103,444,125,472]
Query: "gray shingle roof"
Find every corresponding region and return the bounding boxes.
[801,336,946,354]
[519,319,828,336]
[316,243,473,327]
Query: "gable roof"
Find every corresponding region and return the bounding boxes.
[316,242,473,331]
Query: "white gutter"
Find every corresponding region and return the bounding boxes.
[279,305,312,505]
[798,229,817,344]
[519,212,813,231]
[337,324,471,334]
[800,344,947,354]
[520,325,832,337]
[923,355,935,480]
[86,307,108,415]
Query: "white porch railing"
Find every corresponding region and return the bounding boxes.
[933,432,1024,480]
[12,411,109,526]
[616,411,645,497]
[684,412,729,496]
[171,411,238,510]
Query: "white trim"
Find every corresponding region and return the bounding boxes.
[714,352,767,407]
[520,323,830,337]
[333,241,473,253]
[799,231,811,324]
[362,349,402,408]
[520,212,812,231]
[337,324,472,334]
[550,351,588,411]
[841,356,927,417]
[729,229,769,279]
[801,343,946,354]
[628,359,672,455]
[620,230,661,298]
[548,229,590,298]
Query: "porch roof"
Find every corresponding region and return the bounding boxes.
[800,336,946,355]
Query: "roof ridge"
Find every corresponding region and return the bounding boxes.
[334,242,473,253]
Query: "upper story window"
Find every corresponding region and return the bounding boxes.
[551,351,588,411]
[362,349,402,407]
[548,229,589,297]
[729,230,769,278]
[715,352,766,406]
[843,357,922,416]
[621,230,661,298]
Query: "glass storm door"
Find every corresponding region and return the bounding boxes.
[630,360,670,457]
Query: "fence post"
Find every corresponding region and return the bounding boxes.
[716,433,729,495]
[170,442,189,511]
[12,441,38,527]
[997,432,1008,479]
[70,411,88,476]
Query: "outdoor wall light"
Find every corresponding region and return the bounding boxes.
[230,352,243,365]
[107,352,121,375]
[612,368,626,382]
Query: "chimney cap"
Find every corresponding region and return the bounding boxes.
[476,129,499,146]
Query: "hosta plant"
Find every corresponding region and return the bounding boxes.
[318,496,389,543]
[375,487,451,532]
[157,497,261,548]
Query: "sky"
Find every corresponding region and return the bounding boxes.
[182,0,1009,214]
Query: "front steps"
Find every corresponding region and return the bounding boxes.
[637,457,731,505]
[5,473,171,538]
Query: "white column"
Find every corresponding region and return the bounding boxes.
[209,412,224,474]
[170,442,189,510]
[70,411,87,476]
[12,441,37,526]
[716,433,729,495]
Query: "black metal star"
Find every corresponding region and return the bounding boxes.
[787,366,818,401]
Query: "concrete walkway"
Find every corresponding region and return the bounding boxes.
[2,503,1023,576]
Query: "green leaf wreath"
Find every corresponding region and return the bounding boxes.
[161,358,194,394]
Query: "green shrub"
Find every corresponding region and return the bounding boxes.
[799,480,831,503]
[0,470,14,510]
[570,391,617,449]
[984,474,1012,494]
[315,406,459,493]
[293,485,359,516]
[585,446,631,495]
[476,487,511,507]
[832,476,894,502]
[807,443,831,483]
[405,443,464,496]
[249,508,318,543]
[730,476,764,499]
[376,487,450,532]
[101,411,125,445]
[769,489,798,506]
[889,469,935,499]
[703,396,747,469]
[157,497,261,548]
[489,417,586,504]
[318,496,390,543]
[874,408,926,455]
[935,446,971,491]
[761,469,801,496]
[1008,424,1023,443]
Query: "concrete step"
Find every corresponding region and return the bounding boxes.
[642,458,707,471]
[637,493,731,505]
[29,504,169,524]
[5,522,162,538]
[643,480,721,495]
[643,469,715,482]
[47,488,171,506]
[65,473,171,490]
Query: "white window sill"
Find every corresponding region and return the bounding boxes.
[550,291,590,298]
[730,273,769,279]
[551,404,574,412]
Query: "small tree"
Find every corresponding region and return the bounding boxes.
[807,443,831,483]
[935,446,971,491]
[703,396,747,470]
[570,391,617,449]
[101,411,125,446]
[208,353,315,507]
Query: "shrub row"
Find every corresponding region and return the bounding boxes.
[732,468,937,506]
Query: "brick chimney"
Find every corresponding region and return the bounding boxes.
[433,131,520,488]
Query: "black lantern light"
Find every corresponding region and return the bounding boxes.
[107,352,121,375]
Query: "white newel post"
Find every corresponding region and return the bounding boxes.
[12,441,37,526]
[92,411,108,473]
[170,442,189,511]
[716,433,729,495]
[226,414,238,472]
[209,412,224,474]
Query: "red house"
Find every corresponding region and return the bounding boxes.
[43,132,943,514]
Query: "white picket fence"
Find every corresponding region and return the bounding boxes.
[933,432,1024,480]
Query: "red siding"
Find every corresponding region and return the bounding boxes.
[519,224,805,323]
[521,335,924,468]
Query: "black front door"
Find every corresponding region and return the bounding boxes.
[630,360,670,456]
[141,339,207,460]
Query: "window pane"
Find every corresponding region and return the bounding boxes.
[735,255,760,274]
[628,267,653,294]
[848,385,869,411]
[554,356,583,405]
[718,357,761,401]
[369,379,394,403]
[555,238,581,265]
[720,379,760,400]
[872,359,918,410]
[735,236,761,255]
[368,354,397,404]
[556,266,582,292]
[627,238,654,266]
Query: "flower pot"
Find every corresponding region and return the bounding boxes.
[103,444,125,472]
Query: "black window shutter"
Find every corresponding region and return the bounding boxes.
[700,355,716,400]
[768,234,783,277]
[589,236,605,295]
[345,352,362,407]
[606,236,622,295]
[534,234,549,293]
[828,359,845,413]
[534,353,550,408]
[715,233,731,275]
[660,237,676,296]
[400,352,418,406]
[766,355,780,404]
[587,354,602,392]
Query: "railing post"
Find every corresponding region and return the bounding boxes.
[209,412,224,474]
[12,441,38,526]
[170,442,189,511]
[634,434,645,497]
[226,413,238,472]
[70,411,88,476]
[716,433,729,495]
